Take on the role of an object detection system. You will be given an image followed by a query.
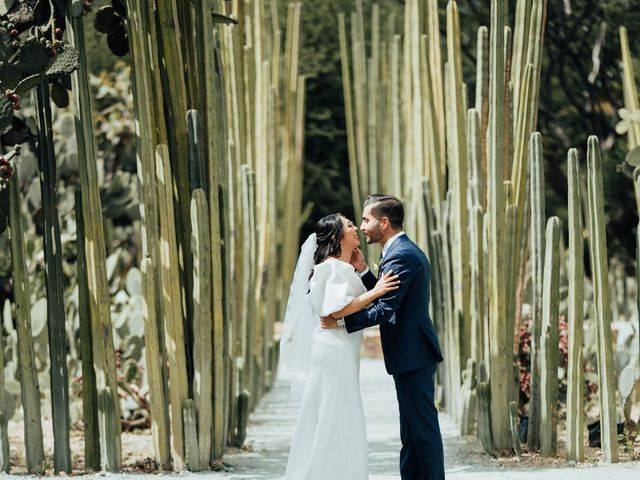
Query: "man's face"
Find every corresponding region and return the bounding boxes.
[360,205,383,244]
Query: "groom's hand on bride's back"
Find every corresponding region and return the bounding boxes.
[320,315,338,329]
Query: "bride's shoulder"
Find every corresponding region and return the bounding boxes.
[313,258,351,277]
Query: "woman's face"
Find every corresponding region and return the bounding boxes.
[340,216,360,253]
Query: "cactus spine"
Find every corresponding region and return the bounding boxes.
[586,136,618,463]
[540,216,560,457]
[566,148,585,461]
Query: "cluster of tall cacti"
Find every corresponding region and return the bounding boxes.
[340,0,626,461]
[1,0,305,473]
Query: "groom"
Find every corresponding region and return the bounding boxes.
[322,194,445,480]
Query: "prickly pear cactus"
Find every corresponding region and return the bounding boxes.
[0,0,80,134]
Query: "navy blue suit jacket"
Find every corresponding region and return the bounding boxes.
[345,234,444,375]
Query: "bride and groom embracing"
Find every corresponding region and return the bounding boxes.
[280,194,445,480]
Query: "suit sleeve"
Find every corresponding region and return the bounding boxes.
[344,254,417,333]
[361,270,377,291]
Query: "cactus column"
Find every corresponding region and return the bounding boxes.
[540,217,560,457]
[67,9,122,471]
[586,136,618,463]
[566,148,585,461]
[487,0,510,450]
[35,81,72,473]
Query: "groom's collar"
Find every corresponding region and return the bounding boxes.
[381,231,406,259]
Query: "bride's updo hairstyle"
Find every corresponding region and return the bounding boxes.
[313,213,344,266]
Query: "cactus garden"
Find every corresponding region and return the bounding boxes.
[0,0,638,477]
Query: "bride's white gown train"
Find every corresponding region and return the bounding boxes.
[284,258,369,480]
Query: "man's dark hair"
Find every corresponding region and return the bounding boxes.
[364,194,404,229]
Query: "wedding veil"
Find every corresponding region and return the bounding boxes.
[279,233,317,399]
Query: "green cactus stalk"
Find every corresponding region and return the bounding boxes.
[183,399,199,471]
[475,26,489,209]
[0,309,8,473]
[198,3,227,461]
[35,80,72,473]
[141,258,171,470]
[586,136,618,463]
[157,143,189,470]
[470,205,485,364]
[75,189,100,471]
[191,188,212,469]
[566,148,585,462]
[9,166,45,474]
[509,400,522,458]
[66,10,122,471]
[477,361,494,454]
[540,216,560,457]
[487,0,510,450]
[446,1,471,366]
[619,27,640,149]
[527,131,545,450]
[504,202,518,406]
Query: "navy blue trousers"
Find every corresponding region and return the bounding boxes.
[393,360,445,480]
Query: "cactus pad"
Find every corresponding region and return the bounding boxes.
[19,43,50,76]
[0,63,20,91]
[0,97,13,132]
[618,364,637,400]
[626,146,640,167]
[46,45,79,76]
[0,1,17,17]
[70,0,85,18]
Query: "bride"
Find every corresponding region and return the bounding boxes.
[281,213,399,480]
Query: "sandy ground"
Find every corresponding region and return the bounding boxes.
[2,357,639,479]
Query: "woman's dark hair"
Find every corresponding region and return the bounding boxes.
[313,213,344,266]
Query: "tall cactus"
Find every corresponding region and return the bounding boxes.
[540,217,560,457]
[0,299,8,473]
[191,188,212,470]
[9,166,45,473]
[527,131,545,450]
[586,136,618,463]
[35,81,72,473]
[141,258,171,470]
[487,0,510,450]
[75,189,100,471]
[66,9,122,471]
[566,148,585,462]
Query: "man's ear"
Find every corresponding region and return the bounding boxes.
[381,216,390,230]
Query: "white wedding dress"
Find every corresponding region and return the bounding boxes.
[284,257,369,480]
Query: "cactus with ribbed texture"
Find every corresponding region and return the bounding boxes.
[9,166,45,473]
[586,136,618,463]
[191,188,212,470]
[566,149,585,462]
[35,80,72,473]
[540,216,560,457]
[157,143,189,470]
[446,0,471,367]
[509,401,522,458]
[487,0,510,450]
[528,131,545,450]
[141,258,171,470]
[470,205,485,364]
[477,361,494,454]
[0,309,8,473]
[183,399,199,471]
[75,189,100,471]
[66,10,122,471]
